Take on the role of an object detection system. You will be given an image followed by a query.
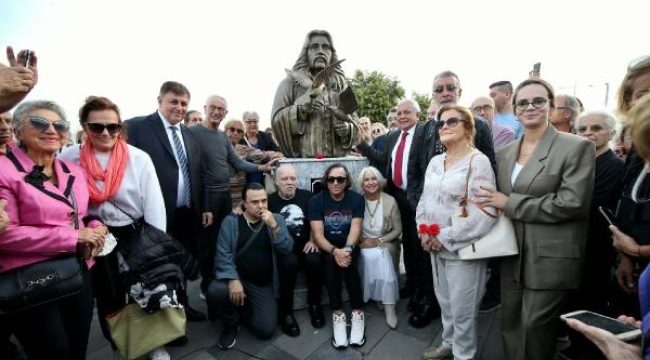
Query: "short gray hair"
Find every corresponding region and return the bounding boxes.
[575,110,618,133]
[356,166,386,193]
[242,111,259,120]
[12,100,67,131]
[397,98,421,114]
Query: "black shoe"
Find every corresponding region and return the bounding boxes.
[408,303,441,328]
[407,288,425,312]
[309,304,325,329]
[280,314,300,337]
[185,305,207,322]
[218,324,239,350]
[167,335,188,347]
[399,286,414,299]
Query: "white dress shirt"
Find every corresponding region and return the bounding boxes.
[390,125,415,190]
[158,111,190,208]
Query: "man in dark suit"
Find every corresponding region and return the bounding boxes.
[407,70,497,328]
[355,99,438,328]
[125,81,207,330]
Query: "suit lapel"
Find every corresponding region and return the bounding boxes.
[498,140,519,194]
[149,113,175,159]
[512,125,557,194]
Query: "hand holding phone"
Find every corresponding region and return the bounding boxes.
[561,310,642,342]
[599,206,618,227]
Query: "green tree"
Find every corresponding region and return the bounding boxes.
[348,70,405,124]
[412,91,432,123]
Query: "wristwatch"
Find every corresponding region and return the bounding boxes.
[345,243,355,251]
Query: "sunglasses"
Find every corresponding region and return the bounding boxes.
[433,84,458,94]
[515,97,548,111]
[28,116,69,133]
[372,129,382,134]
[436,117,467,129]
[577,124,606,133]
[228,127,244,134]
[86,122,123,135]
[326,176,347,184]
[471,104,494,113]
[628,54,650,71]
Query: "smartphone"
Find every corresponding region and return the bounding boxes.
[598,206,618,227]
[561,310,642,342]
[532,62,541,76]
[22,50,31,67]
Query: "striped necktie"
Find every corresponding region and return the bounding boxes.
[169,126,192,207]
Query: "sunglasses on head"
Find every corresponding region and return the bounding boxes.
[28,116,69,133]
[515,97,548,111]
[86,122,123,135]
[436,117,466,129]
[628,54,650,71]
[327,176,347,184]
[433,84,458,94]
[228,127,244,134]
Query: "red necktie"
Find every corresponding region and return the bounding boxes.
[393,131,408,188]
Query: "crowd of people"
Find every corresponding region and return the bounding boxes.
[0,39,649,360]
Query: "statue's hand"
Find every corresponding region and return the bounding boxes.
[334,119,350,139]
[296,92,324,116]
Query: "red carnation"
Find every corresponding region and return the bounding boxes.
[428,224,441,236]
[316,152,324,159]
[418,224,428,235]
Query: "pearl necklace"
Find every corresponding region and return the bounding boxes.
[243,214,263,233]
[365,196,381,227]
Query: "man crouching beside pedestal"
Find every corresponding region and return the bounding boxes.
[206,183,294,349]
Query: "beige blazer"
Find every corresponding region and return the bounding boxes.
[375,192,402,273]
[497,125,595,290]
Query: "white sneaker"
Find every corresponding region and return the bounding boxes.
[149,346,170,360]
[331,312,348,349]
[384,304,398,329]
[350,310,366,347]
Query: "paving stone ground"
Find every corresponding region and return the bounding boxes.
[85,279,506,360]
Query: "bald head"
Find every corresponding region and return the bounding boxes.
[470,96,496,123]
[275,164,298,199]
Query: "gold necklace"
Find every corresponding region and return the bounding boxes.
[365,196,381,227]
[243,214,263,233]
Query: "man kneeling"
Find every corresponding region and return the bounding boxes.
[207,183,295,349]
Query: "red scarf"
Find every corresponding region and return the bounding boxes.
[79,137,129,203]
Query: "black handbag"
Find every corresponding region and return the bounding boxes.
[0,255,83,314]
[0,178,84,315]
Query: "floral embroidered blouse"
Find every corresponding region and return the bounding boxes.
[416,149,497,259]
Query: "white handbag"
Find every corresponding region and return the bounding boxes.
[453,155,519,260]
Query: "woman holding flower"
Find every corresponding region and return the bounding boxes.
[415,105,497,360]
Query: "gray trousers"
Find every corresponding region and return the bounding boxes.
[500,274,569,360]
[207,279,277,340]
[432,255,487,360]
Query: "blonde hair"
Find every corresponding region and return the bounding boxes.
[616,57,650,117]
[628,93,650,160]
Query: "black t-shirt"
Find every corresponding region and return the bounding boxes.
[309,189,364,248]
[236,216,273,286]
[268,189,312,247]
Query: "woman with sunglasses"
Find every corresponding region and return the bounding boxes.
[309,164,366,349]
[0,100,107,359]
[370,123,387,142]
[59,96,171,360]
[477,79,595,360]
[223,118,266,210]
[416,105,497,360]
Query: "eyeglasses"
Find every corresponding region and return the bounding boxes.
[515,97,548,111]
[228,127,244,134]
[577,124,606,133]
[28,116,69,133]
[326,176,347,184]
[436,117,467,129]
[471,104,494,113]
[86,122,123,135]
[433,84,458,94]
[372,129,382,134]
[245,120,259,124]
[628,54,650,71]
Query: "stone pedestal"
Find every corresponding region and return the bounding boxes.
[278,157,369,193]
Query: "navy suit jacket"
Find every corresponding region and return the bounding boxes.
[125,112,202,221]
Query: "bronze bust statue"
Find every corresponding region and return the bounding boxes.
[271,30,359,158]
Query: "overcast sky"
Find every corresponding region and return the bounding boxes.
[1,0,647,134]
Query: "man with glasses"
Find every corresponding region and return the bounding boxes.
[489,81,522,138]
[407,71,496,329]
[550,94,580,133]
[189,95,278,300]
[471,96,515,151]
[243,111,282,184]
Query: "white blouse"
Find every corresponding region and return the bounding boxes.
[58,144,167,231]
[415,149,498,259]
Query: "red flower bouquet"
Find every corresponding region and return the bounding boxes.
[418,223,440,236]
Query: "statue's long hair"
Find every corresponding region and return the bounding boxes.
[292,30,345,84]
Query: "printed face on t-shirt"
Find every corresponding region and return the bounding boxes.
[280,204,305,238]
